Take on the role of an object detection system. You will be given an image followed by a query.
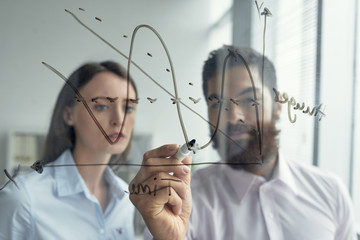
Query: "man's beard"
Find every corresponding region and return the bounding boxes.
[212,122,279,171]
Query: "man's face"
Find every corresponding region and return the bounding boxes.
[207,65,280,166]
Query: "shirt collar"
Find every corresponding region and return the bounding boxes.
[224,166,262,202]
[53,150,126,199]
[224,153,298,202]
[272,153,298,195]
[103,166,126,200]
[54,150,87,197]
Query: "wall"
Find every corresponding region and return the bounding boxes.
[0,0,214,185]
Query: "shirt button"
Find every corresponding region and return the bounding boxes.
[268,212,274,219]
[100,228,105,234]
[261,187,267,192]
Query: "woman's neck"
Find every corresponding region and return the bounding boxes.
[71,146,111,211]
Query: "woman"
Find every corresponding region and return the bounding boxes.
[0,61,137,239]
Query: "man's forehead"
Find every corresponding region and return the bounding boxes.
[207,87,262,99]
[210,65,259,83]
[207,65,267,94]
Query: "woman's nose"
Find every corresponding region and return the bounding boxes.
[110,106,123,126]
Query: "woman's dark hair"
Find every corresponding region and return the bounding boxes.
[41,61,137,169]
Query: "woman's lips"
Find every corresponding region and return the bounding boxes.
[108,132,125,142]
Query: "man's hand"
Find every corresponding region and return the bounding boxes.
[129,144,192,240]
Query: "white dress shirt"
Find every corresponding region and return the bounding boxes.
[0,150,134,240]
[186,155,356,240]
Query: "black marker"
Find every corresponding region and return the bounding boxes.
[174,139,196,161]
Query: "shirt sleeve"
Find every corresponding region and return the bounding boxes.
[332,176,357,240]
[0,178,34,240]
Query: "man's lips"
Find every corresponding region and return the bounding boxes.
[226,125,253,140]
[228,130,250,140]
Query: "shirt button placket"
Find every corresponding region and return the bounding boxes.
[95,202,106,239]
[259,184,282,240]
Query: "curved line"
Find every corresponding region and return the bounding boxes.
[64,10,175,100]
[235,53,263,156]
[200,54,230,149]
[62,9,260,161]
[41,62,115,144]
[127,24,189,144]
[261,15,268,157]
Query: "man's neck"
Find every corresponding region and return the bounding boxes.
[250,152,279,180]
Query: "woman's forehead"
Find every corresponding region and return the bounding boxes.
[80,72,136,98]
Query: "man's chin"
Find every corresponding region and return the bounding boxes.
[212,122,279,168]
[217,138,260,165]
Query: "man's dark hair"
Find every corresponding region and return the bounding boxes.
[202,45,277,99]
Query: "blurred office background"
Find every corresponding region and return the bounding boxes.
[0,0,359,237]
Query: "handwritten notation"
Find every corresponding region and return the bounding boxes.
[0,2,285,191]
[273,88,326,123]
[147,97,157,103]
[189,97,201,104]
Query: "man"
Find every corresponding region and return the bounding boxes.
[130,46,356,240]
[186,45,356,239]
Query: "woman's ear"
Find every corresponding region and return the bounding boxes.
[63,107,74,126]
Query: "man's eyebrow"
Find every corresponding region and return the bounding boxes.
[207,87,261,101]
[207,93,221,101]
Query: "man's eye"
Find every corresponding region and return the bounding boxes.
[236,98,253,105]
[210,102,221,109]
[246,98,255,104]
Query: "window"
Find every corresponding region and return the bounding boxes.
[233,0,359,233]
[250,0,319,166]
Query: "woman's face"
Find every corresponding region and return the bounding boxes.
[64,71,137,157]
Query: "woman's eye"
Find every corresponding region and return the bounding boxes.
[125,105,134,113]
[94,105,109,111]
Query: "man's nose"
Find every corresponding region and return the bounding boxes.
[227,105,245,124]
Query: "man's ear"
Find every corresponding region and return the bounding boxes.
[63,107,74,126]
[273,101,282,120]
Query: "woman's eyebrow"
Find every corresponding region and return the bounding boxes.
[127,98,139,104]
[90,96,119,103]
